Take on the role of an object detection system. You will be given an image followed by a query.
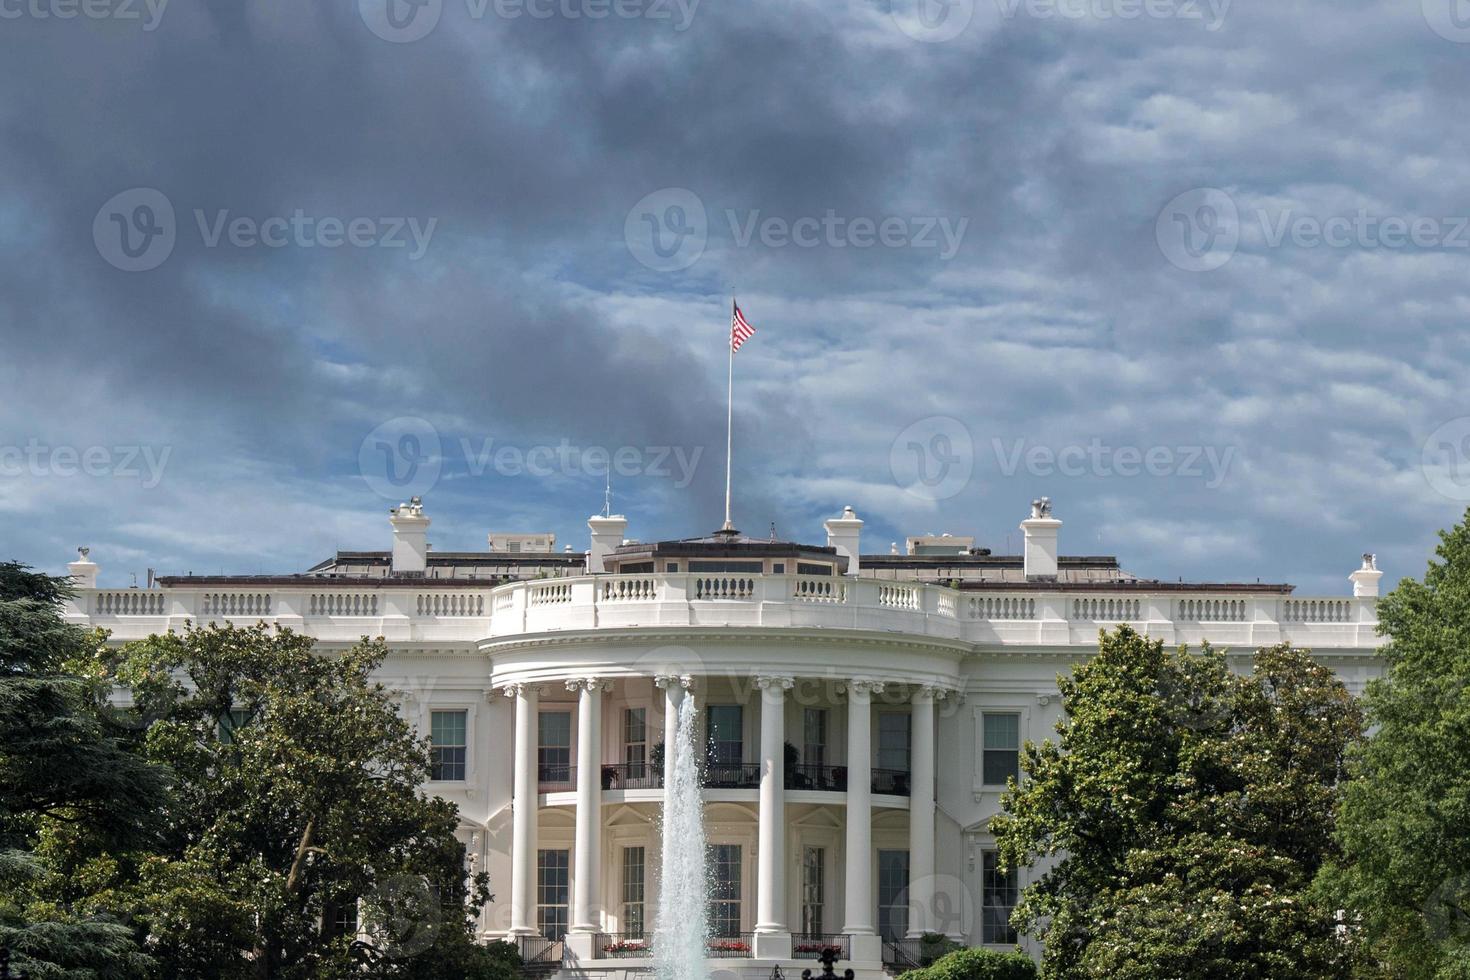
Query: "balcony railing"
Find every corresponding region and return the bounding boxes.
[516,935,564,964]
[68,575,1383,654]
[707,934,754,958]
[541,761,912,796]
[594,933,651,958]
[794,934,851,960]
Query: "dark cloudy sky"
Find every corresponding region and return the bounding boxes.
[3,0,1469,593]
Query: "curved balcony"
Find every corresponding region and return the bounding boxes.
[539,763,913,796]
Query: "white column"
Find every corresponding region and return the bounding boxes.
[655,673,691,790]
[570,679,605,938]
[906,687,939,938]
[843,678,883,961]
[505,683,540,936]
[754,675,793,957]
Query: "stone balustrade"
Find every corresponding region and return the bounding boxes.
[64,573,1383,652]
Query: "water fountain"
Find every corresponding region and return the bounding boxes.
[654,691,709,980]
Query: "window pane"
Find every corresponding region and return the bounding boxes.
[877,850,909,941]
[982,713,1020,786]
[622,846,645,937]
[981,851,1017,945]
[708,844,742,936]
[803,709,827,767]
[801,847,825,936]
[538,849,570,941]
[539,711,572,782]
[624,708,647,775]
[878,713,911,771]
[430,710,467,781]
[706,706,743,765]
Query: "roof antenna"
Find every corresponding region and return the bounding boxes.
[769,521,777,542]
[603,468,613,519]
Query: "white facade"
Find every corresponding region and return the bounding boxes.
[62,503,1386,977]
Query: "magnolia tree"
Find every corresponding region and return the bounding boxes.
[992,627,1364,980]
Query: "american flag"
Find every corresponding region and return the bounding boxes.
[731,301,756,353]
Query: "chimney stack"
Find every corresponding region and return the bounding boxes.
[68,547,98,589]
[587,513,628,573]
[1350,553,1382,597]
[1021,497,1061,581]
[824,505,863,575]
[389,497,430,574]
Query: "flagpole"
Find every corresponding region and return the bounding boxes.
[723,296,735,532]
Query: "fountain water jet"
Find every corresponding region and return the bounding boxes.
[654,691,709,980]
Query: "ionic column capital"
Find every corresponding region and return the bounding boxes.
[754,674,795,694]
[653,673,694,691]
[913,684,958,703]
[842,677,886,698]
[565,677,610,694]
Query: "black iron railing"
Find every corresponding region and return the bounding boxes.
[707,933,754,958]
[594,932,652,958]
[601,763,662,790]
[871,768,911,796]
[537,764,575,791]
[882,938,924,970]
[702,762,762,788]
[517,935,564,964]
[786,764,846,791]
[793,933,851,960]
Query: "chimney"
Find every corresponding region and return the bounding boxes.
[587,513,628,573]
[824,506,863,575]
[389,497,430,574]
[1021,497,1061,581]
[68,547,98,589]
[1350,553,1382,597]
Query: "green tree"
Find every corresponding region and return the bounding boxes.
[99,623,494,980]
[0,562,167,979]
[1320,515,1470,979]
[992,627,1364,979]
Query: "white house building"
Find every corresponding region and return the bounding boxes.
[60,498,1387,977]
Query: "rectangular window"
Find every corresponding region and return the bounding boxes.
[331,897,358,937]
[430,709,467,781]
[982,713,1020,787]
[797,562,832,576]
[801,846,825,937]
[622,846,646,937]
[878,712,911,772]
[690,560,764,573]
[624,708,648,778]
[702,708,740,787]
[803,709,828,768]
[981,851,1017,945]
[539,710,572,784]
[218,707,252,744]
[537,848,570,941]
[772,562,786,574]
[877,850,909,941]
[708,844,742,937]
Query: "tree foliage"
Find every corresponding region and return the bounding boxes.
[0,562,168,979]
[87,622,497,980]
[1320,514,1470,979]
[992,627,1364,979]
